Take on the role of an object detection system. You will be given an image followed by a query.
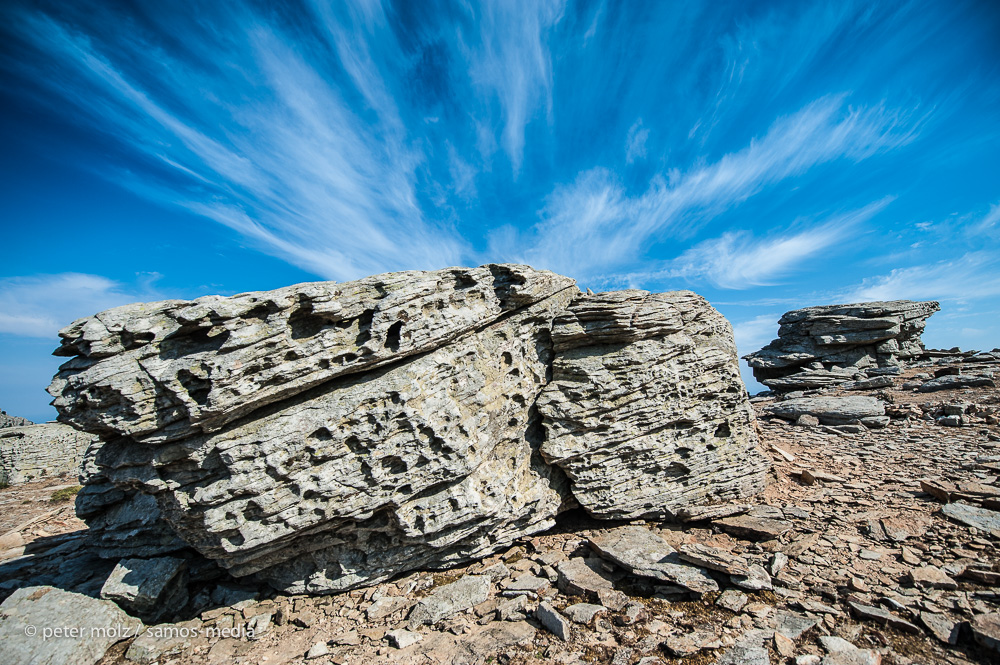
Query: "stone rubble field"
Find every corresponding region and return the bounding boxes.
[0,354,997,664]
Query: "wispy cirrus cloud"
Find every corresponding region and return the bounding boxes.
[0,273,164,338]
[516,96,920,278]
[842,252,1000,303]
[8,4,467,281]
[463,0,565,174]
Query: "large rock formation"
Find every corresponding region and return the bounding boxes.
[47,265,768,594]
[744,300,939,391]
[0,422,97,485]
[538,291,767,520]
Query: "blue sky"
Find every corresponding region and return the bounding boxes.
[1,0,999,423]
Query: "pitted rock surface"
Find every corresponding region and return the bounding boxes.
[745,300,939,391]
[43,265,768,595]
[538,290,769,519]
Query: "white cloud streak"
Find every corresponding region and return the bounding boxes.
[463,0,565,174]
[843,252,1000,303]
[0,273,162,338]
[12,4,467,281]
[519,95,920,278]
[663,198,893,289]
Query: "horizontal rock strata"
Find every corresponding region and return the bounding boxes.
[46,265,768,594]
[0,422,97,485]
[745,300,939,391]
[538,291,769,519]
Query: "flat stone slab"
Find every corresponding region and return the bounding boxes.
[918,375,995,392]
[970,612,1000,654]
[100,556,188,623]
[762,396,885,425]
[675,504,750,522]
[713,515,793,541]
[940,502,1000,535]
[556,558,615,597]
[847,601,920,633]
[774,611,818,640]
[407,575,490,627]
[716,589,748,613]
[909,565,958,589]
[588,526,719,595]
[920,611,959,645]
[678,543,750,576]
[562,603,606,624]
[0,586,143,665]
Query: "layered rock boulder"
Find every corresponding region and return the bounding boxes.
[744,300,939,391]
[0,422,97,485]
[538,291,767,519]
[47,264,768,594]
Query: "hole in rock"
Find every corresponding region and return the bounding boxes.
[714,421,731,438]
[385,321,403,352]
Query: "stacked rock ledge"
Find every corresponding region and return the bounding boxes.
[45,264,768,599]
[744,299,939,391]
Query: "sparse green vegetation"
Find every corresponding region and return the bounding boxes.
[49,485,82,503]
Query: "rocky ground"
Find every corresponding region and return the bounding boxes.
[1,356,999,664]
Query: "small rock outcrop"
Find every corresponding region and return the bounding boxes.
[0,422,97,485]
[46,264,768,595]
[0,409,32,429]
[744,300,939,391]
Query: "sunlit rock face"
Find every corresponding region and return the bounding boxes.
[49,265,768,593]
[744,300,940,391]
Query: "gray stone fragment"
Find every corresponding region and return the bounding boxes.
[970,612,1000,654]
[847,601,920,633]
[556,557,615,597]
[679,543,750,575]
[675,504,750,522]
[562,603,606,624]
[714,515,793,540]
[716,589,748,613]
[0,586,143,665]
[386,628,423,649]
[774,611,818,640]
[731,564,773,592]
[100,556,188,623]
[589,526,719,595]
[535,601,571,641]
[716,644,770,665]
[407,575,491,628]
[941,501,1000,534]
[919,611,959,644]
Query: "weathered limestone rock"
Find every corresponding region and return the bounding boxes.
[0,586,143,665]
[47,265,767,595]
[0,422,97,485]
[48,265,575,444]
[538,290,769,519]
[761,396,885,426]
[745,300,939,391]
